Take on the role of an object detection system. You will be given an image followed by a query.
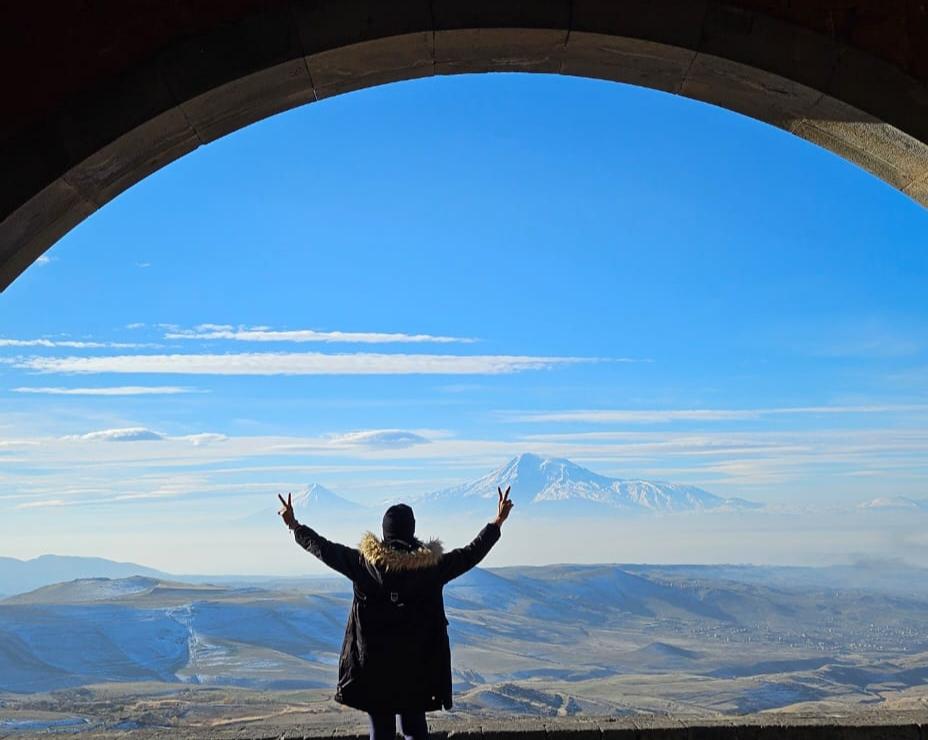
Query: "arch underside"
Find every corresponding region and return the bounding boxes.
[2,2,927,291]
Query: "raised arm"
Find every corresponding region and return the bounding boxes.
[278,493,364,582]
[438,486,514,584]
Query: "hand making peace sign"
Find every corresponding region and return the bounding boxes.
[278,492,298,530]
[494,485,514,527]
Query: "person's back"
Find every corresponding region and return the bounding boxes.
[277,489,514,740]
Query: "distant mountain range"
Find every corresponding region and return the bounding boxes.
[415,453,762,514]
[249,453,928,525]
[0,554,168,598]
[248,453,762,521]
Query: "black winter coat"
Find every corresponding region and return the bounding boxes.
[293,522,501,713]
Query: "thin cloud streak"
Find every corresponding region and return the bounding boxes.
[507,404,928,424]
[14,352,597,376]
[13,386,201,396]
[0,338,152,349]
[165,323,478,344]
[18,498,68,509]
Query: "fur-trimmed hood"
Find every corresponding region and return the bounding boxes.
[359,532,443,571]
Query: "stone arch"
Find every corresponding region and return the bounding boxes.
[2,1,927,291]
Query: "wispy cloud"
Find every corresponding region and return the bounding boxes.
[177,433,227,446]
[165,323,477,344]
[17,498,68,509]
[329,429,431,449]
[14,352,595,376]
[12,386,201,396]
[0,338,150,349]
[506,404,928,424]
[35,255,54,266]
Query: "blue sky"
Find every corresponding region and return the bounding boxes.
[2,73,927,572]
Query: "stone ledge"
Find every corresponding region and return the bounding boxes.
[75,712,928,739]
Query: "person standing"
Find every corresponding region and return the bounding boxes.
[278,486,514,740]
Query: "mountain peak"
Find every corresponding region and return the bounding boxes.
[419,453,760,515]
[291,483,363,511]
[495,453,614,492]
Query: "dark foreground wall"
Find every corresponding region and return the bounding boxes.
[72,712,928,739]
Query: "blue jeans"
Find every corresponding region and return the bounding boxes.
[367,711,429,740]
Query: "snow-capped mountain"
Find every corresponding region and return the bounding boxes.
[248,482,366,526]
[289,483,364,513]
[417,453,760,514]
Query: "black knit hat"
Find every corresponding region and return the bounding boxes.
[382,503,416,543]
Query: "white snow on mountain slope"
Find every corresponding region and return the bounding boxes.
[247,482,367,525]
[417,453,760,514]
[290,483,365,513]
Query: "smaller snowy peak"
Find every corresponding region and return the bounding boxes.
[290,483,365,512]
[248,482,366,525]
[293,483,361,511]
[859,496,928,512]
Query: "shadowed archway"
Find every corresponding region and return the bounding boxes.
[2,1,928,291]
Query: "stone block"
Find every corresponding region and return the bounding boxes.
[699,6,841,93]
[62,106,199,205]
[629,717,689,739]
[544,720,601,740]
[53,61,181,171]
[481,719,548,740]
[431,0,569,75]
[562,33,694,93]
[434,27,568,75]
[0,179,95,291]
[790,93,928,193]
[178,59,315,143]
[445,726,481,740]
[308,33,433,100]
[746,719,846,740]
[902,171,928,208]
[330,725,367,740]
[680,52,822,130]
[828,45,928,146]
